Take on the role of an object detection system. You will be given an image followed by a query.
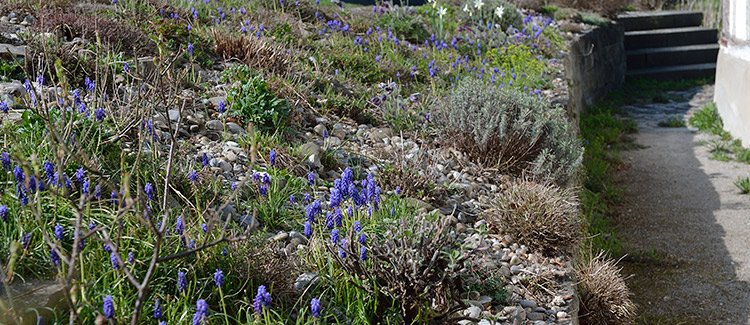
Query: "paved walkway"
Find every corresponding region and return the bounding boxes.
[615,85,750,324]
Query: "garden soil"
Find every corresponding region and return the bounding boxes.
[614,85,750,324]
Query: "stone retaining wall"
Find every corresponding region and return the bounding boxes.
[564,23,626,122]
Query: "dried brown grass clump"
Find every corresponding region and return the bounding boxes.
[229,240,301,305]
[25,40,97,89]
[577,252,636,324]
[35,9,154,56]
[486,180,582,255]
[213,31,296,76]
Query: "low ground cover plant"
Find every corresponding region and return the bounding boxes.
[431,77,582,186]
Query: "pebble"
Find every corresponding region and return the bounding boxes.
[272,232,289,241]
[206,120,222,130]
[510,265,523,275]
[526,312,545,321]
[293,272,319,292]
[313,124,327,136]
[465,306,482,318]
[226,122,245,134]
[519,300,537,309]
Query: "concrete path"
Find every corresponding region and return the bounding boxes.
[615,85,750,324]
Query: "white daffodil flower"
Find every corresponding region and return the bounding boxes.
[463,3,470,12]
[438,6,447,18]
[495,6,504,18]
[474,0,484,10]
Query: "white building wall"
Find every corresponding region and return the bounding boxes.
[714,0,750,146]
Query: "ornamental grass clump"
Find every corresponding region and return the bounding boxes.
[486,179,582,255]
[432,77,583,185]
[577,252,636,324]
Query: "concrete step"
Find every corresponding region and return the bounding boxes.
[626,43,719,70]
[624,26,717,50]
[617,10,703,31]
[627,62,716,80]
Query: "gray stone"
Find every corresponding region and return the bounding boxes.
[289,231,307,243]
[510,255,521,266]
[455,223,467,234]
[368,127,393,143]
[0,81,24,97]
[167,109,180,121]
[299,142,322,169]
[224,151,237,162]
[236,214,258,230]
[326,136,342,147]
[519,300,537,308]
[206,120,222,130]
[226,122,245,134]
[510,265,523,275]
[294,272,320,292]
[503,306,526,323]
[0,43,25,58]
[478,296,492,305]
[289,237,303,247]
[464,306,482,319]
[526,312,545,321]
[217,204,237,220]
[313,124,327,136]
[533,306,546,313]
[499,265,511,277]
[208,96,227,109]
[272,232,289,241]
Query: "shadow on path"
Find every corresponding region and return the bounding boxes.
[615,86,750,324]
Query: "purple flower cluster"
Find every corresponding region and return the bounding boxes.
[192,299,208,325]
[178,271,187,292]
[213,269,224,288]
[311,298,321,318]
[103,295,114,319]
[253,285,272,314]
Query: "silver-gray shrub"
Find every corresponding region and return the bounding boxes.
[431,78,583,185]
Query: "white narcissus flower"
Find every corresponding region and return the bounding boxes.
[495,6,505,18]
[474,0,484,10]
[438,6,447,18]
[463,3,470,12]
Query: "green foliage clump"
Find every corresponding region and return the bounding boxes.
[376,12,429,43]
[487,180,582,255]
[689,103,729,138]
[735,176,750,194]
[735,146,750,164]
[497,4,524,30]
[432,78,582,185]
[580,11,610,26]
[226,72,291,131]
[0,58,24,82]
[487,44,547,90]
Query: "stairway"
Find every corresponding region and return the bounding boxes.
[617,10,719,80]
